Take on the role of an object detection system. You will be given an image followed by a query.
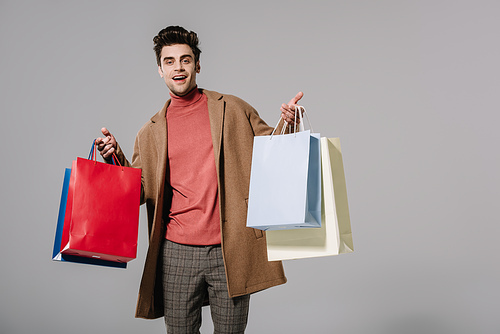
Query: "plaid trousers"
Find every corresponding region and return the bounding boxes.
[162,240,250,334]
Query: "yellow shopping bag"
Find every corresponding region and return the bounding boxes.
[266,137,353,261]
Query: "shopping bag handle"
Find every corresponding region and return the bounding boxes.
[88,139,123,169]
[270,106,313,138]
[296,106,313,133]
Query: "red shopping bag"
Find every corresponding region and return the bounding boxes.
[60,141,141,263]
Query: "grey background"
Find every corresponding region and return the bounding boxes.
[1,0,499,333]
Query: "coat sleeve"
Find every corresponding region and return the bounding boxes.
[240,98,288,136]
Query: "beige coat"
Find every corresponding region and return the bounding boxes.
[115,89,287,319]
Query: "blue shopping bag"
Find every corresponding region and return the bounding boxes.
[246,128,322,231]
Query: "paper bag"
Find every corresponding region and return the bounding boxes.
[52,168,128,268]
[53,141,141,264]
[247,130,322,230]
[266,137,353,260]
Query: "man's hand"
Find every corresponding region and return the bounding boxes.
[280,91,304,124]
[96,127,117,160]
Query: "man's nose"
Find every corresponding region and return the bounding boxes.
[174,61,184,71]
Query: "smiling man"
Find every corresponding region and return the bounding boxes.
[158,43,200,97]
[96,26,302,333]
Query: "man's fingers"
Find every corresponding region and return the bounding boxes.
[280,111,301,124]
[281,103,291,111]
[287,91,304,106]
[101,127,111,137]
[102,146,115,158]
[97,127,117,159]
[100,143,115,158]
[281,92,304,126]
[96,137,109,150]
[281,103,302,121]
[280,104,295,116]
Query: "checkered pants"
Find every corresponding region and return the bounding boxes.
[162,240,250,334]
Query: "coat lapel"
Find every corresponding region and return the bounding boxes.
[204,90,224,176]
[149,101,169,201]
[150,102,168,160]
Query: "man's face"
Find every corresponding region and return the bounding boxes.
[158,44,200,97]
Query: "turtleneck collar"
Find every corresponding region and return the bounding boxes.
[169,87,203,107]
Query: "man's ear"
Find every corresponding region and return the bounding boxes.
[196,61,201,73]
[158,65,164,78]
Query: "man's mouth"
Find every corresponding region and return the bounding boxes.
[173,75,187,81]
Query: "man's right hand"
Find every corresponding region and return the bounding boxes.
[96,127,117,160]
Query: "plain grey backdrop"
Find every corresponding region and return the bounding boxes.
[1,0,499,333]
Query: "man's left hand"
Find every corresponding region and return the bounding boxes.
[280,91,304,124]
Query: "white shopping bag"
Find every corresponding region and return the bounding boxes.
[246,108,321,231]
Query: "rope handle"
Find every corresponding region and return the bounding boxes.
[270,106,313,139]
[88,139,123,170]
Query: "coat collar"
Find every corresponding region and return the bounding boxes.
[149,89,223,123]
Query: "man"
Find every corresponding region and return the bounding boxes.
[97,26,302,333]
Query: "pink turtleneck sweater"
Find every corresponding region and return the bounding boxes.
[165,88,221,245]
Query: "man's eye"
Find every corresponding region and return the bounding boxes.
[165,60,173,65]
[182,59,190,64]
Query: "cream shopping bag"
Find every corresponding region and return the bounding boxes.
[266,137,353,261]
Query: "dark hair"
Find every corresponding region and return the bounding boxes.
[153,26,201,66]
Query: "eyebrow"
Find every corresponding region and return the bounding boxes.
[162,54,193,62]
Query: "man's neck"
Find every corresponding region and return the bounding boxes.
[169,87,202,107]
